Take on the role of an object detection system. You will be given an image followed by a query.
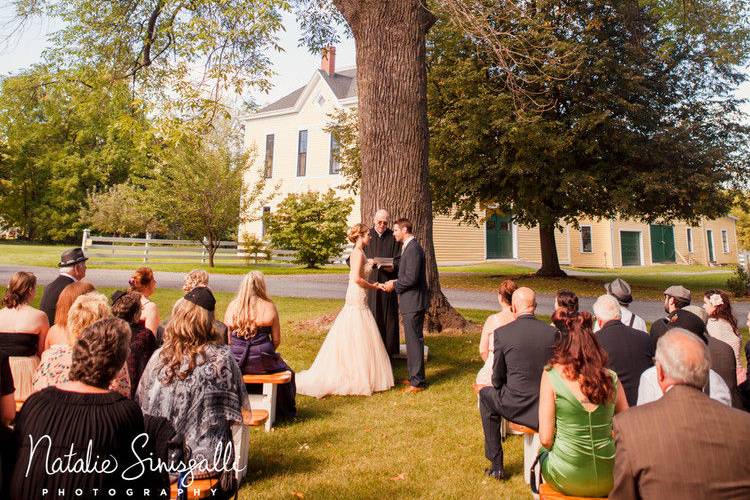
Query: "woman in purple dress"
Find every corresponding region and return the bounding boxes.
[224,272,296,419]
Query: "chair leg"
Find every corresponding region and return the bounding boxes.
[265,382,277,432]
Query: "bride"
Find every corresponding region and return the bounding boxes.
[296,223,395,397]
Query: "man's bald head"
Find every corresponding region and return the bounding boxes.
[655,328,710,391]
[511,287,536,316]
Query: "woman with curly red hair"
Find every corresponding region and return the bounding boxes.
[703,289,743,383]
[537,310,628,497]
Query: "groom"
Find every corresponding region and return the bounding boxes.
[382,218,428,393]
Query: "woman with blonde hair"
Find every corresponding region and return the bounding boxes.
[703,289,744,383]
[476,279,517,387]
[137,288,247,491]
[33,292,131,397]
[44,280,96,349]
[0,272,49,399]
[129,266,160,335]
[225,271,296,419]
[296,223,394,397]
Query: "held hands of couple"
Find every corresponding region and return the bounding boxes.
[378,280,396,292]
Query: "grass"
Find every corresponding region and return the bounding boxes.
[439,265,738,300]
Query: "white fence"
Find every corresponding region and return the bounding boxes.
[81,230,352,266]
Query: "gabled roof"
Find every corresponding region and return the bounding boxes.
[255,68,357,114]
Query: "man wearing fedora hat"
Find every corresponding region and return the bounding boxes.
[39,248,88,325]
[598,278,647,333]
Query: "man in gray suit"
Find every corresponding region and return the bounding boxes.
[383,218,427,393]
[611,329,750,499]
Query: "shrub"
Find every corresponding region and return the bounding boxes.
[240,233,272,264]
[726,265,750,297]
[267,190,353,268]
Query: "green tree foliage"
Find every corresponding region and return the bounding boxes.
[144,120,276,266]
[731,195,750,251]
[80,183,166,236]
[427,3,750,275]
[324,108,360,194]
[0,66,156,240]
[266,190,353,268]
[10,0,285,119]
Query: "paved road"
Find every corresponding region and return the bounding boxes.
[2,265,747,323]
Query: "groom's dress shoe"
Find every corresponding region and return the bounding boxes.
[402,385,425,394]
[484,468,506,481]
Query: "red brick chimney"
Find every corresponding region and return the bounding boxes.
[321,46,336,76]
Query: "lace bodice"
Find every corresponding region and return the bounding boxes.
[346,249,372,308]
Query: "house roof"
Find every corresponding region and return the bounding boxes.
[256,68,357,114]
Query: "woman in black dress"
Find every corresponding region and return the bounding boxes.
[111,291,157,399]
[225,271,296,419]
[12,318,163,499]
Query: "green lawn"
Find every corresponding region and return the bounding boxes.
[440,264,738,300]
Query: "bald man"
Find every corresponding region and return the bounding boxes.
[611,329,750,499]
[479,287,557,480]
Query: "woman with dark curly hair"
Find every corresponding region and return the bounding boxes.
[13,318,163,498]
[537,310,628,497]
[552,289,579,334]
[136,287,248,488]
[111,291,157,398]
[703,289,743,383]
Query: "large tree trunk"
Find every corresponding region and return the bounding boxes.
[537,223,567,277]
[334,0,466,331]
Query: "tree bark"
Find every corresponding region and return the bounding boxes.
[334,0,466,331]
[537,223,567,277]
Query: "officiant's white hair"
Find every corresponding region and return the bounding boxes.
[373,209,389,221]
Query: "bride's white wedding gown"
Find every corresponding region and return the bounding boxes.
[296,258,394,397]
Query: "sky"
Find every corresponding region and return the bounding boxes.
[0,6,748,115]
[0,8,356,108]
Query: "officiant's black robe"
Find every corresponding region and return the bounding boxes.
[365,228,401,356]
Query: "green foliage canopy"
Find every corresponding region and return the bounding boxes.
[266,189,353,268]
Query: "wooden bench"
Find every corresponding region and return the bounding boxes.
[242,408,269,428]
[170,477,220,499]
[243,371,292,432]
[539,482,608,500]
[508,422,540,486]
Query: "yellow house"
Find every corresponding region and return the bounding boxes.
[241,51,739,268]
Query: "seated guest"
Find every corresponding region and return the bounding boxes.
[0,272,49,400]
[593,294,654,406]
[1,352,15,498]
[649,285,691,343]
[44,281,96,349]
[476,280,517,386]
[183,269,229,343]
[225,271,296,420]
[703,289,743,383]
[554,289,579,316]
[637,307,733,406]
[137,287,248,482]
[12,318,164,499]
[128,267,160,336]
[479,287,557,480]
[39,247,88,325]
[611,329,750,499]
[600,278,646,332]
[539,311,628,497]
[33,293,130,397]
[111,291,157,399]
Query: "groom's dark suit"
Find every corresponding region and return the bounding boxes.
[394,236,428,387]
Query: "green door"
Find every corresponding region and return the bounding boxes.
[650,224,676,263]
[486,214,513,259]
[707,230,715,262]
[621,231,641,266]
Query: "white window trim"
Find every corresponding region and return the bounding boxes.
[580,225,593,253]
[721,229,730,253]
[707,230,716,262]
[296,128,309,177]
[686,227,693,253]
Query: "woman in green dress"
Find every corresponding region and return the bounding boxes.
[538,310,629,497]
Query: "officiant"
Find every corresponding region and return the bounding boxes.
[352,209,401,356]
